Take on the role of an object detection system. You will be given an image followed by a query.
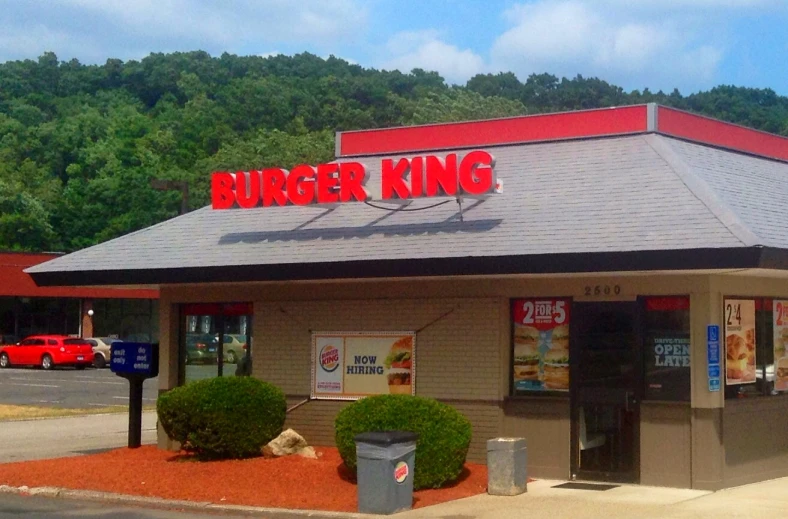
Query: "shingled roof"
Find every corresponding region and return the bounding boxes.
[27,128,788,286]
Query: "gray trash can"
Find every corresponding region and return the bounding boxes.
[354,431,419,514]
[487,437,527,496]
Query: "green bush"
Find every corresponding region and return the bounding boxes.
[335,395,472,489]
[157,376,286,460]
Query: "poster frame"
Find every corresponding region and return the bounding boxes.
[510,297,572,395]
[723,298,757,386]
[310,331,416,401]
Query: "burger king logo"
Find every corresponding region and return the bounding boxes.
[319,345,340,372]
[394,461,409,484]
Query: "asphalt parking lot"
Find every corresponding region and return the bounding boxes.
[0,367,158,408]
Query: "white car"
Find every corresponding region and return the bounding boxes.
[84,337,122,368]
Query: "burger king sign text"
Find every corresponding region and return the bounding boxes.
[312,332,416,400]
[210,151,498,208]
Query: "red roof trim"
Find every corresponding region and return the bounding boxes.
[338,105,649,156]
[0,253,158,299]
[337,104,788,163]
[656,106,788,162]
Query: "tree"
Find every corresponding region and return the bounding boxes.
[0,50,786,252]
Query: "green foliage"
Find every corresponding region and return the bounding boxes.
[335,395,472,490]
[157,376,286,460]
[1,50,788,253]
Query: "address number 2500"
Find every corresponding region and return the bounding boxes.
[584,285,622,296]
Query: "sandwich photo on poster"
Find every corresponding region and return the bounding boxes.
[774,300,788,392]
[512,298,570,392]
[724,299,756,385]
[311,332,415,400]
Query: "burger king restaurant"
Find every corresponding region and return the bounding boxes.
[26,104,788,490]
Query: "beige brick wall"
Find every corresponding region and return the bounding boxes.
[159,272,788,478]
[254,297,503,461]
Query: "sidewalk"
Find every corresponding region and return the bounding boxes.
[0,411,157,462]
[398,477,788,519]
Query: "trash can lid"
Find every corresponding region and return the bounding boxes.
[354,431,419,446]
[487,437,526,451]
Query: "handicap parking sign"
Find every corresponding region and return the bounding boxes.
[707,325,719,343]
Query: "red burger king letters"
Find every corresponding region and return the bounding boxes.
[211,151,497,209]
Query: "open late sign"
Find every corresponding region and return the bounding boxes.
[211,150,498,209]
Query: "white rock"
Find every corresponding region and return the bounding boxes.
[262,428,316,458]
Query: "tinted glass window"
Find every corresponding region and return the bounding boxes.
[33,339,46,346]
[181,304,253,384]
[64,339,88,346]
[48,339,58,345]
[724,298,788,399]
[643,297,691,402]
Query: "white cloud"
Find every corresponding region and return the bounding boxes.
[489,1,726,91]
[0,23,106,63]
[0,0,369,63]
[381,30,485,84]
[598,0,776,8]
[65,0,367,43]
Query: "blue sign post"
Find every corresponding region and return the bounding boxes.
[110,342,159,448]
[707,325,721,392]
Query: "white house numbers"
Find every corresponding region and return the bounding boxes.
[583,284,622,297]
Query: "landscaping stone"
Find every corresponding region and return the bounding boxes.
[263,428,318,459]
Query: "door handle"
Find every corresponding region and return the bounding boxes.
[624,392,638,412]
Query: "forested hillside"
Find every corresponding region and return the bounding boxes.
[2,51,787,252]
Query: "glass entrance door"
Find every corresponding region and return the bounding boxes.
[571,302,641,483]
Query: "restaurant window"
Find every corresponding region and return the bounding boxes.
[92,298,159,342]
[724,298,788,399]
[642,296,691,401]
[180,303,253,385]
[12,297,79,339]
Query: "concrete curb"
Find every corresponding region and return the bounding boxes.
[0,484,381,518]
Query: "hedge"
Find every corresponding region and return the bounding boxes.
[335,394,472,489]
[157,376,286,460]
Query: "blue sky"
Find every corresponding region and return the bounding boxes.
[1,0,787,95]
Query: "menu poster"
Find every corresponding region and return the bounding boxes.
[312,332,415,400]
[724,299,756,385]
[512,298,570,392]
[774,300,788,392]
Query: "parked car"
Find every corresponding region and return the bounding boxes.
[0,335,94,370]
[220,334,248,364]
[184,333,218,365]
[84,337,123,368]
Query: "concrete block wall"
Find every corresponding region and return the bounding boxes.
[255,297,503,462]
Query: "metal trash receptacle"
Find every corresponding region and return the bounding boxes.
[487,437,527,496]
[354,431,419,514]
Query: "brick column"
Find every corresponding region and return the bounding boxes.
[689,281,725,490]
[81,299,94,338]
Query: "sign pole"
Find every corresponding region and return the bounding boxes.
[110,342,159,450]
[128,377,144,448]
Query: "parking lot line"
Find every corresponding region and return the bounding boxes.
[8,377,125,386]
[1,383,60,388]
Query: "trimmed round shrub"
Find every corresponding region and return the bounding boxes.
[335,394,472,490]
[157,376,286,460]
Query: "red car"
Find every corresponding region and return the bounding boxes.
[0,335,94,370]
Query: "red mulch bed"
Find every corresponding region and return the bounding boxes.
[0,447,488,512]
